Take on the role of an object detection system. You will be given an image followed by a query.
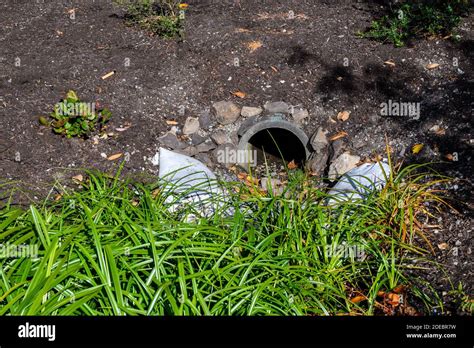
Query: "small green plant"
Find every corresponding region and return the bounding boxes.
[116,0,187,38]
[358,0,470,47]
[43,90,111,138]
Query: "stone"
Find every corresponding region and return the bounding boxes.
[175,146,198,157]
[158,131,186,150]
[191,133,206,145]
[212,101,241,125]
[310,127,328,153]
[198,108,212,129]
[195,141,216,153]
[306,151,329,177]
[213,142,237,168]
[264,101,289,114]
[291,108,309,124]
[260,177,284,195]
[211,129,232,145]
[194,153,214,169]
[328,152,361,181]
[183,117,200,135]
[241,106,263,118]
[330,138,346,161]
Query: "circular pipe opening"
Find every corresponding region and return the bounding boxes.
[249,128,307,166]
[237,118,309,169]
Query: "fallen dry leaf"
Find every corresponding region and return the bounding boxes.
[350,295,366,304]
[287,160,298,170]
[393,285,406,294]
[232,90,246,99]
[166,120,178,125]
[336,76,343,81]
[72,174,83,182]
[337,110,350,122]
[107,153,123,161]
[151,188,160,198]
[387,293,401,307]
[115,123,132,132]
[411,143,424,154]
[54,194,63,201]
[438,242,449,250]
[435,128,446,136]
[384,60,396,67]
[247,40,263,52]
[235,28,252,33]
[270,66,278,73]
[445,153,454,161]
[426,63,440,70]
[328,131,348,141]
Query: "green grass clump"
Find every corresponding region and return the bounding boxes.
[0,163,450,315]
[116,0,187,38]
[358,0,471,47]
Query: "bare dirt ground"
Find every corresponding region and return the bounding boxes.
[0,0,472,314]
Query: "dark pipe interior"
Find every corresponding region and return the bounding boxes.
[248,128,306,166]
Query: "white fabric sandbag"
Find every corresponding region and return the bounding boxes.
[158,148,225,217]
[326,161,390,206]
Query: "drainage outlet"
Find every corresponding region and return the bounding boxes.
[237,115,310,169]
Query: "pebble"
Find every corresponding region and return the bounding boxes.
[241,106,263,118]
[212,101,241,125]
[264,101,289,114]
[328,152,361,180]
[183,117,200,135]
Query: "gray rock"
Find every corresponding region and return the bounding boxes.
[183,117,200,135]
[195,141,216,153]
[310,127,328,152]
[306,151,329,177]
[241,106,263,118]
[211,129,232,145]
[158,132,186,150]
[212,101,241,125]
[175,146,198,157]
[198,107,212,129]
[264,101,289,114]
[328,152,361,181]
[191,133,206,145]
[330,138,346,161]
[194,153,214,169]
[213,142,237,167]
[261,177,284,195]
[291,108,309,124]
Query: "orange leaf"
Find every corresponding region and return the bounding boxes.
[350,295,366,303]
[107,153,123,161]
[384,60,396,67]
[247,40,262,52]
[393,285,405,294]
[166,120,178,125]
[387,293,401,306]
[232,91,246,99]
[328,131,348,141]
[287,160,297,169]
